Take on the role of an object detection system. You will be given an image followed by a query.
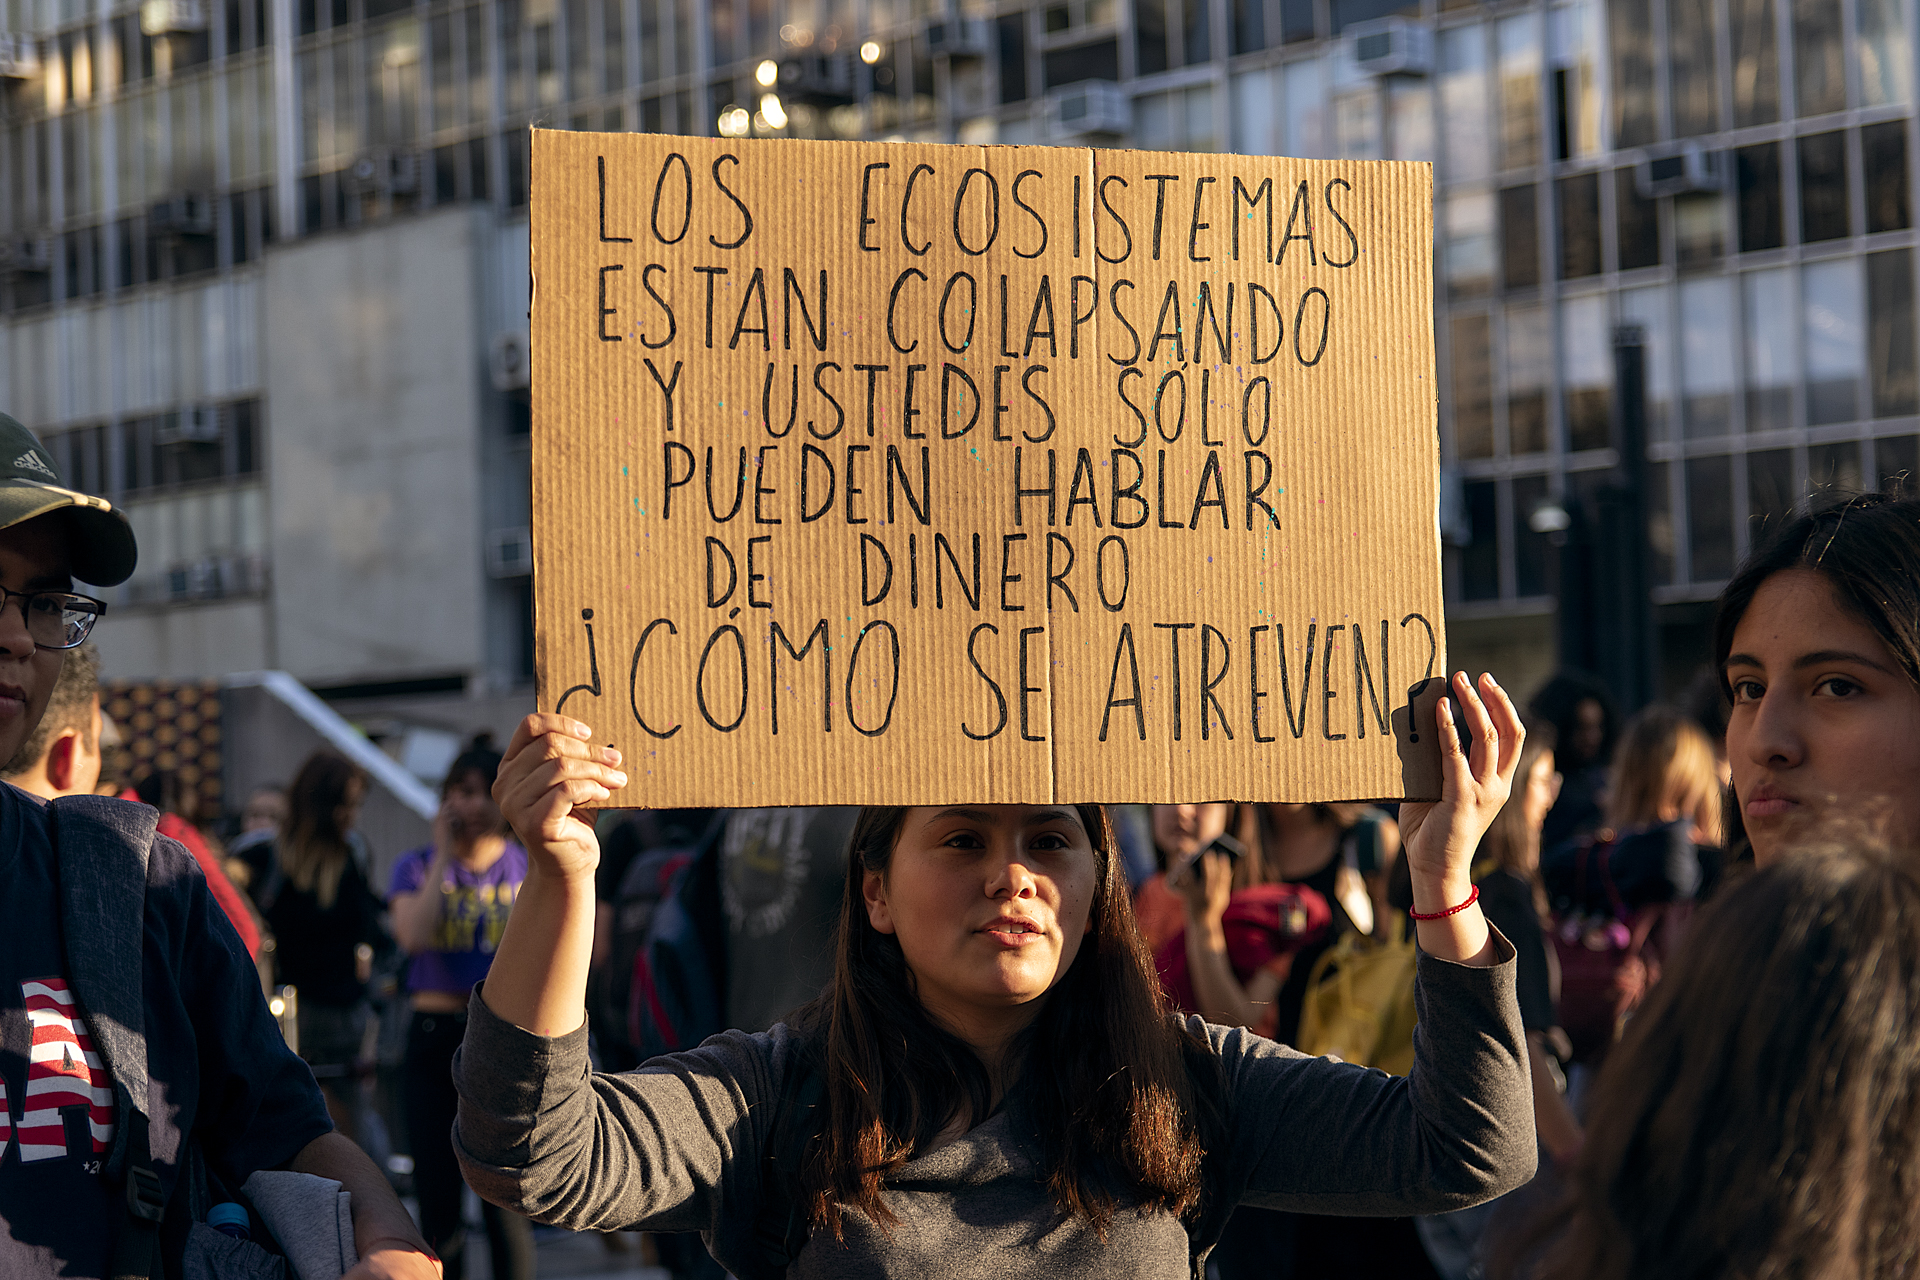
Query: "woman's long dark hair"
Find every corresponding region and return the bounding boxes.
[1711,492,1920,861]
[279,751,366,909]
[1492,845,1920,1280]
[798,804,1213,1239]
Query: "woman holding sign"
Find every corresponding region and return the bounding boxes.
[452,671,1535,1278]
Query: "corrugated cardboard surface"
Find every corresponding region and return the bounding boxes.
[532,129,1446,805]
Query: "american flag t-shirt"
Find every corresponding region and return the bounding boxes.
[15,978,113,1162]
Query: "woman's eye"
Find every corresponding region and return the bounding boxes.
[1730,678,1764,702]
[1818,676,1863,698]
[943,832,985,850]
[1029,833,1071,852]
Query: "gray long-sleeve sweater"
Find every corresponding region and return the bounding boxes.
[453,941,1535,1279]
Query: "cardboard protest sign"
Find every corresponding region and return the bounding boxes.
[532,129,1447,806]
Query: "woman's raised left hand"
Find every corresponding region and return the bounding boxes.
[1398,671,1525,898]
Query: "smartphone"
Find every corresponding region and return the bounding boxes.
[1201,832,1246,864]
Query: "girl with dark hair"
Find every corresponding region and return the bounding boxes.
[454,672,1536,1278]
[1714,492,1920,863]
[258,751,385,1141]
[387,734,534,1280]
[1491,844,1920,1280]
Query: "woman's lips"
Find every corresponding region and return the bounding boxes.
[979,921,1046,947]
[0,686,27,719]
[1745,792,1799,819]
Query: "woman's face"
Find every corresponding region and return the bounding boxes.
[863,805,1099,1039]
[1151,802,1232,863]
[444,769,502,839]
[1570,698,1608,767]
[1520,750,1562,845]
[1725,569,1920,863]
[333,778,365,834]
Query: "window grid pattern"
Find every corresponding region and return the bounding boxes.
[0,0,1914,613]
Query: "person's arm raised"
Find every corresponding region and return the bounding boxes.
[1397,671,1524,968]
[480,712,627,1037]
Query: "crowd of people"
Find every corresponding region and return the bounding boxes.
[0,389,1916,1280]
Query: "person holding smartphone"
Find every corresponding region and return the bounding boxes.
[388,736,534,1280]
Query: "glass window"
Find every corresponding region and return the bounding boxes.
[1859,0,1911,107]
[1561,293,1611,451]
[1231,67,1281,156]
[1513,473,1552,596]
[1501,184,1539,288]
[1460,478,1500,600]
[1864,121,1912,233]
[1388,79,1434,162]
[1728,0,1780,126]
[1869,247,1919,418]
[1549,1,1601,159]
[1810,441,1865,496]
[1798,131,1850,243]
[1231,0,1264,52]
[1445,189,1496,297]
[1506,302,1551,455]
[1735,142,1784,251]
[1687,455,1735,581]
[1621,284,1674,441]
[1280,0,1314,41]
[1804,258,1865,425]
[1497,14,1541,171]
[1452,313,1495,458]
[1135,0,1168,74]
[1747,448,1794,547]
[1667,0,1719,137]
[1680,277,1736,437]
[604,0,625,92]
[1877,434,1919,489]
[1793,0,1846,116]
[1616,168,1660,270]
[1439,24,1491,182]
[1609,0,1655,148]
[1283,57,1329,158]
[1557,172,1601,278]
[1743,268,1796,433]
[1333,88,1383,160]
[1674,194,1725,268]
[1646,459,1674,583]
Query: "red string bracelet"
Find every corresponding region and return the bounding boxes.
[1408,884,1480,921]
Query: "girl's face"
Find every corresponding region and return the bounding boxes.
[1725,569,1920,864]
[1151,802,1231,863]
[863,806,1099,1040]
[1520,750,1561,846]
[444,769,502,839]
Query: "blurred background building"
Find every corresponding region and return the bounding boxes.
[0,0,1911,783]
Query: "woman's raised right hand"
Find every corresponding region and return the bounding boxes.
[492,713,627,883]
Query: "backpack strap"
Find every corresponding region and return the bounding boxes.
[47,795,166,1280]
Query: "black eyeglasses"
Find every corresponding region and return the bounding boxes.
[0,586,106,650]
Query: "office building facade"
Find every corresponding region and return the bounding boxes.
[0,0,1910,739]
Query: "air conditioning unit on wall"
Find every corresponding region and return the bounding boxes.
[1047,81,1130,141]
[1348,17,1432,77]
[1638,144,1723,198]
[924,16,989,59]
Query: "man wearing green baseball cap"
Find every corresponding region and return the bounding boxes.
[0,414,441,1280]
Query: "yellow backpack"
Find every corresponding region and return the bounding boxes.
[1296,915,1419,1075]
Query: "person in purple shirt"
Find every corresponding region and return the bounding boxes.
[388,736,532,1280]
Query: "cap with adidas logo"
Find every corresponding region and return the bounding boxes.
[0,413,136,587]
